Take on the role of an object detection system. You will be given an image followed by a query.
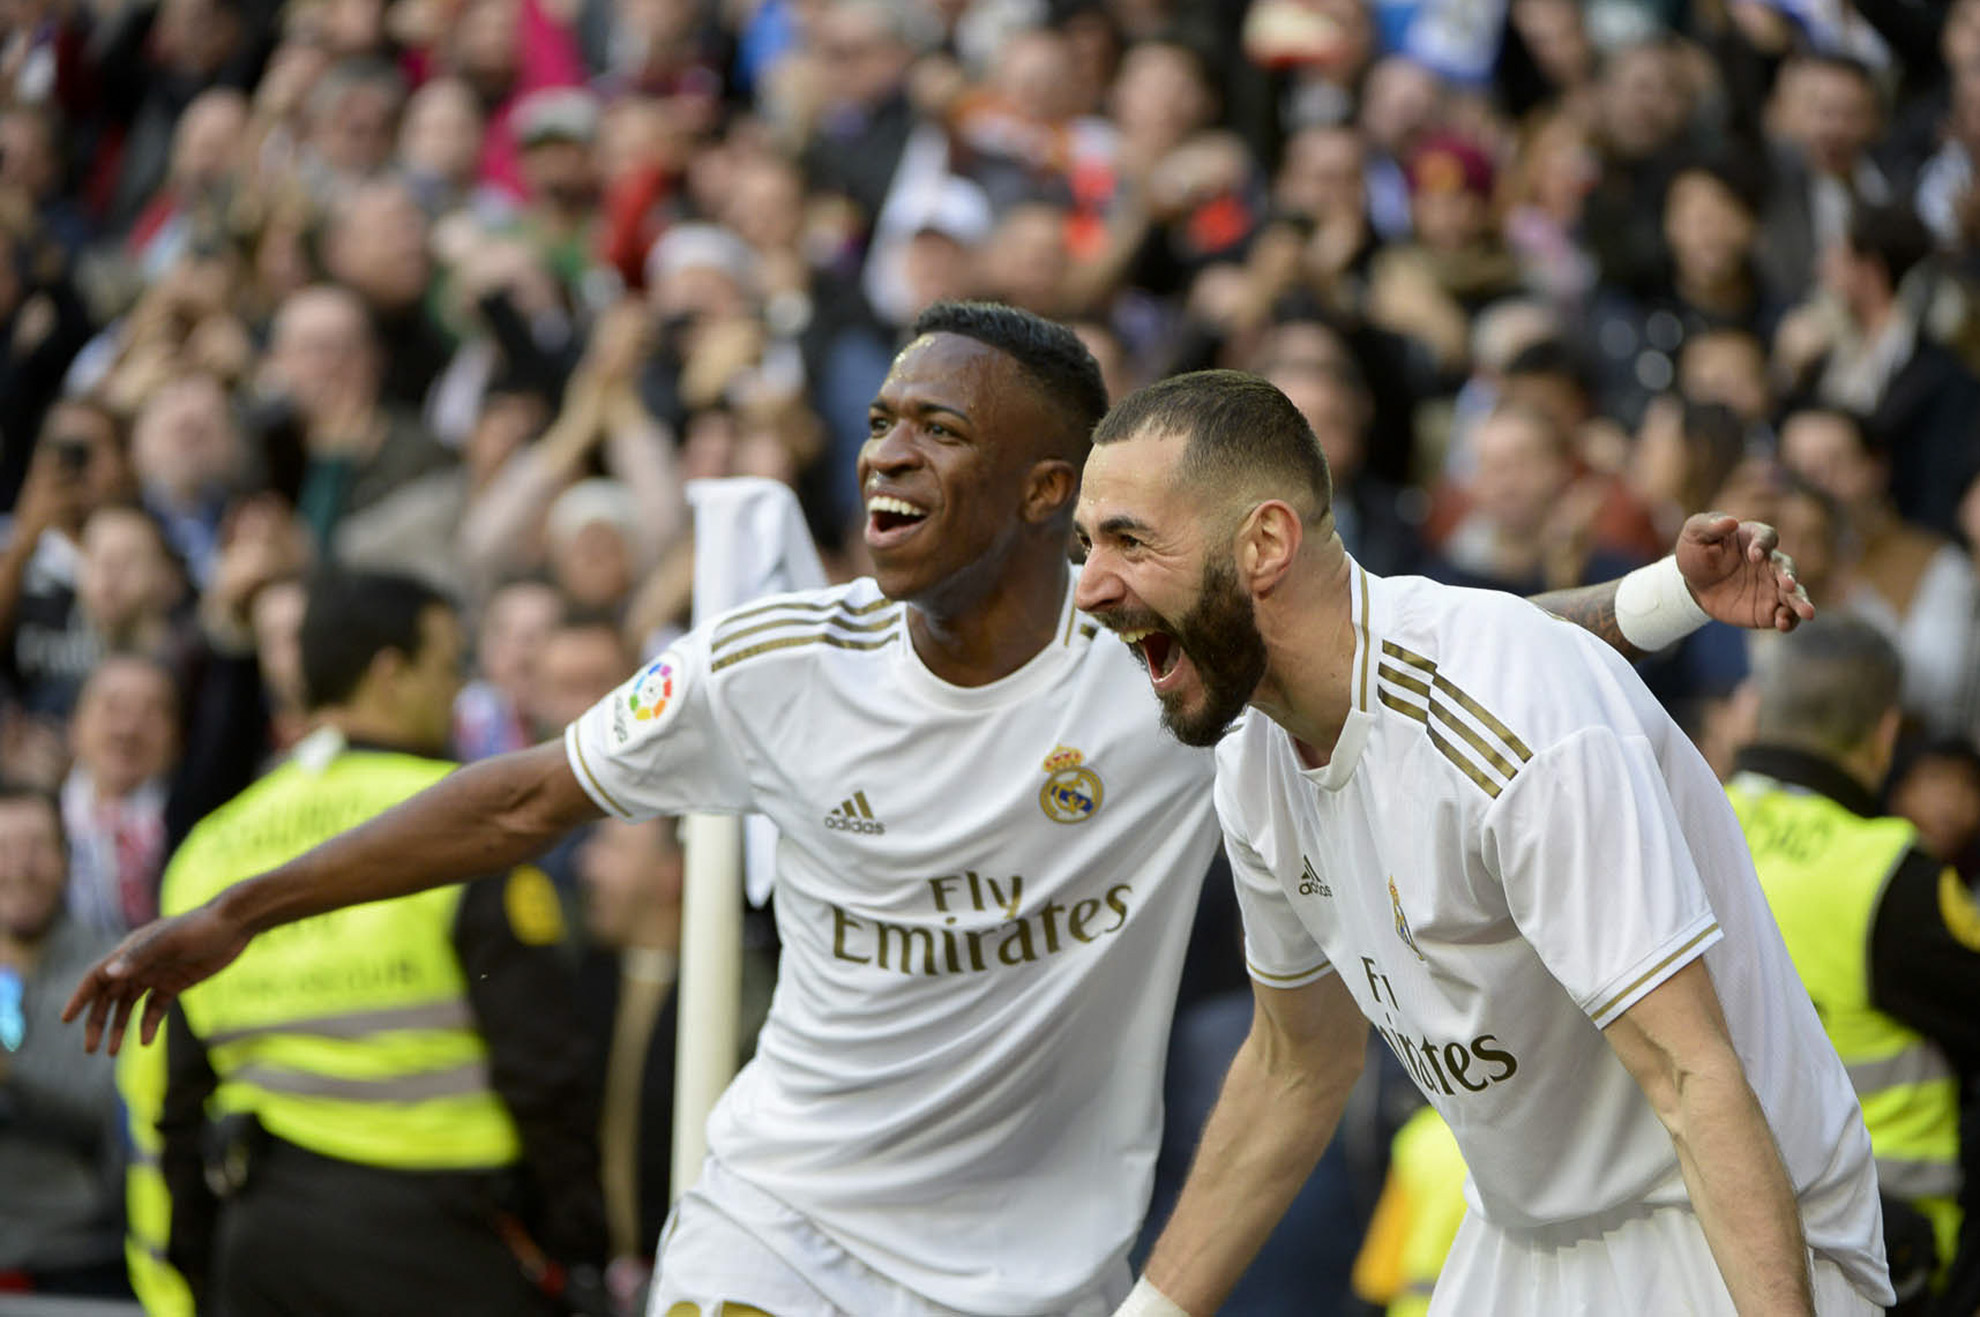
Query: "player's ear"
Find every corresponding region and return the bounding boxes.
[363,646,411,706]
[1021,458,1078,526]
[1237,500,1303,593]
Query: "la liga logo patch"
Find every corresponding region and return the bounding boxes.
[628,657,676,722]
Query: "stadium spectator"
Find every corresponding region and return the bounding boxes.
[1757,54,1891,308]
[321,180,457,411]
[1780,203,1980,540]
[60,655,177,935]
[1582,35,1698,298]
[0,784,126,1298]
[1889,739,1980,880]
[1,399,132,717]
[572,817,684,1277]
[128,372,242,586]
[1261,347,1422,579]
[263,284,460,582]
[455,577,563,762]
[1673,326,1774,433]
[1430,402,1642,595]
[1777,406,1979,739]
[73,505,185,660]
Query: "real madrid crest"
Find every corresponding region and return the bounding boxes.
[1039,744,1103,824]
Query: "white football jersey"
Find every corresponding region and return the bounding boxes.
[567,574,1219,1314]
[1216,561,1890,1302]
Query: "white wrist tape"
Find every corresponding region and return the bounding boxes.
[1114,1277,1191,1317]
[1613,555,1710,653]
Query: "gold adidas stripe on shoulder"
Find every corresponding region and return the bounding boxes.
[1379,641,1532,762]
[714,606,899,653]
[710,626,899,673]
[1376,662,1522,781]
[713,593,892,644]
[1375,679,1513,801]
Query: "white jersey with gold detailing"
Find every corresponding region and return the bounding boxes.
[1215,560,1891,1304]
[566,573,1219,1315]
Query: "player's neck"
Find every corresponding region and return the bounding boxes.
[905,553,1070,688]
[317,707,443,758]
[1250,544,1358,768]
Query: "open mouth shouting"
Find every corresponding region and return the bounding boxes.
[1114,625,1195,695]
[865,493,932,550]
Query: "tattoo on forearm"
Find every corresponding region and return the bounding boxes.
[1529,584,1643,662]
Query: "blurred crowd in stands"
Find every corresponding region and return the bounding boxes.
[4,0,1980,1311]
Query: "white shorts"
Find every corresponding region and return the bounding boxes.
[1430,1201,1885,1316]
[649,1159,1124,1317]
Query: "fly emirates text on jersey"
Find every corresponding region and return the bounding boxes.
[830,872,1135,976]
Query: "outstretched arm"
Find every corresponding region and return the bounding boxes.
[1121,974,1369,1316]
[1535,513,1813,662]
[64,741,604,1054]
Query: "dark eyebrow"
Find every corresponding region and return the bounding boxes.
[1098,514,1155,538]
[870,396,974,427]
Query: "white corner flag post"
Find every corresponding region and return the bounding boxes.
[672,808,743,1200]
[671,478,826,1203]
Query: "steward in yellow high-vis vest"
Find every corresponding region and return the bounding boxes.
[1728,616,1980,1314]
[124,572,607,1317]
[1351,1104,1468,1317]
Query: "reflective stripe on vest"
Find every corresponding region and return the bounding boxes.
[117,1023,195,1317]
[1846,1044,1955,1095]
[1877,1155,1962,1200]
[1727,774,1961,1225]
[162,747,519,1171]
[202,999,475,1047]
[231,1058,492,1101]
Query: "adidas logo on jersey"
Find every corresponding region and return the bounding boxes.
[1297,855,1331,898]
[825,791,885,835]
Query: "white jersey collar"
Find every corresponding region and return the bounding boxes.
[1298,555,1377,793]
[891,566,1084,712]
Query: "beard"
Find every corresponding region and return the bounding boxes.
[1154,554,1269,748]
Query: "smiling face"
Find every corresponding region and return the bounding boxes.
[72,657,180,799]
[858,333,1064,608]
[1073,434,1268,747]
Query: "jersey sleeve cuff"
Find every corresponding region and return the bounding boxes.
[1584,912,1722,1029]
[565,722,634,820]
[1245,956,1336,990]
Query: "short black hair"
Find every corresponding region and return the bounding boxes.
[1091,369,1332,519]
[298,570,451,711]
[1847,204,1934,290]
[1791,50,1879,96]
[1679,400,1746,500]
[909,301,1109,457]
[1781,404,1887,460]
[1672,150,1768,217]
[1891,735,1980,794]
[1504,337,1596,400]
